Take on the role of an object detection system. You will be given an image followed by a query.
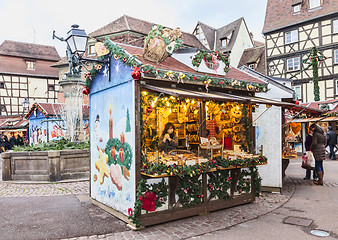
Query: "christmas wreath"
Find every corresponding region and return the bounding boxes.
[105,137,132,170]
[192,50,230,73]
[177,175,203,207]
[208,170,232,200]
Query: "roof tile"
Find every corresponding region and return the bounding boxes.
[263,0,338,33]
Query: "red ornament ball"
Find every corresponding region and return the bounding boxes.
[131,67,141,80]
[82,86,90,95]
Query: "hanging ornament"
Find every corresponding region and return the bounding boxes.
[204,79,212,92]
[178,72,185,84]
[83,86,90,95]
[131,67,141,80]
[94,64,102,71]
[95,42,110,56]
[146,106,153,113]
[86,72,91,80]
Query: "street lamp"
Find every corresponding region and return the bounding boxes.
[53,24,109,77]
[65,24,88,56]
[22,98,30,111]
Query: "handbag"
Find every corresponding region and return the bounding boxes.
[306,151,315,169]
[301,154,311,169]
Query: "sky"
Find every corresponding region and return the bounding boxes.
[0,0,267,57]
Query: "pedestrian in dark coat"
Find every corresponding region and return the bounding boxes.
[9,135,17,149]
[326,126,337,160]
[0,135,4,152]
[3,135,10,150]
[303,129,317,180]
[310,123,326,185]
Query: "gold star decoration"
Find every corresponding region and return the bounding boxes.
[95,149,110,185]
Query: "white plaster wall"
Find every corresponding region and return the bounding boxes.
[230,22,254,67]
[255,84,293,189]
[254,104,282,189]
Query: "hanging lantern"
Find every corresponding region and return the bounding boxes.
[131,67,141,80]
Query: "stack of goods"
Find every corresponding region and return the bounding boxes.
[224,150,257,160]
[200,137,222,148]
[282,145,297,158]
[146,151,209,166]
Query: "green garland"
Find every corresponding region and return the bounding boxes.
[177,175,203,207]
[141,159,218,177]
[216,155,267,169]
[208,170,232,199]
[236,169,251,194]
[290,46,327,101]
[250,166,262,197]
[129,178,168,228]
[240,105,253,153]
[84,39,268,93]
[141,156,267,177]
[192,50,230,73]
[131,164,263,227]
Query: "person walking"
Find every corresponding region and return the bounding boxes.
[2,134,10,151]
[0,134,5,152]
[310,123,326,185]
[326,126,337,160]
[303,128,317,180]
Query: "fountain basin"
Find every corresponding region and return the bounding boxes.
[1,149,89,182]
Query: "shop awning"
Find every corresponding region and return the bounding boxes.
[142,84,323,115]
[290,116,338,123]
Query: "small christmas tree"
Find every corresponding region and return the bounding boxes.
[126,108,131,132]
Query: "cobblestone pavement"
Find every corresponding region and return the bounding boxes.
[4,156,337,239]
[58,178,295,240]
[0,181,89,197]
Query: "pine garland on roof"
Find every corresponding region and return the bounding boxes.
[84,39,268,93]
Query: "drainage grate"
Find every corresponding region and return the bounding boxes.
[283,216,313,227]
[310,230,330,237]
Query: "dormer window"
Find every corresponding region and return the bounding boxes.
[221,38,229,47]
[248,63,255,69]
[293,4,301,12]
[309,0,321,9]
[26,61,35,70]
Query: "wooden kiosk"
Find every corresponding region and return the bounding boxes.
[87,29,268,228]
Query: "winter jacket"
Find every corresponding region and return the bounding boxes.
[159,135,178,153]
[310,126,326,162]
[326,130,337,146]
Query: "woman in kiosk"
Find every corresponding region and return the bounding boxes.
[159,122,178,153]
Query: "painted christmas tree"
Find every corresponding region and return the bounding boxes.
[126,108,131,132]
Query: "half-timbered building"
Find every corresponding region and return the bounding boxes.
[263,0,338,102]
[0,40,60,116]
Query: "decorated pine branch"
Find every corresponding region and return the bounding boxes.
[83,39,268,94]
[290,46,327,101]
